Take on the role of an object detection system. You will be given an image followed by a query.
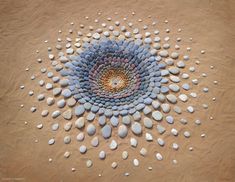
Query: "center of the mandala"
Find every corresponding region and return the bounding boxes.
[100,68,129,92]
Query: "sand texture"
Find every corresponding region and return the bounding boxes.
[0,0,235,182]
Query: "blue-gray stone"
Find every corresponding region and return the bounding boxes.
[110,116,119,127]
[135,103,145,111]
[86,124,96,136]
[144,98,152,105]
[101,125,112,139]
[84,102,92,110]
[75,105,85,116]
[91,105,99,113]
[122,115,131,125]
[129,108,136,115]
[182,83,190,90]
[86,112,95,121]
[120,109,128,116]
[98,108,105,115]
[133,111,141,121]
[152,111,163,121]
[104,109,113,117]
[166,115,174,124]
[118,125,128,138]
[143,106,152,115]
[113,110,119,116]
[62,89,72,98]
[160,86,169,93]
[57,99,66,108]
[131,122,142,135]
[98,115,106,126]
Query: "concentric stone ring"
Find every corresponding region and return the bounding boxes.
[65,39,162,115]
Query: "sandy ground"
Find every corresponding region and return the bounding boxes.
[0,0,235,181]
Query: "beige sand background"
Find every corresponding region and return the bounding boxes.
[0,0,235,181]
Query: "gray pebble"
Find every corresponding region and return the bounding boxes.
[75,117,85,129]
[86,124,96,136]
[143,117,153,128]
[157,124,166,134]
[64,136,71,144]
[52,110,60,118]
[118,125,128,138]
[131,122,142,135]
[152,111,163,121]
[91,136,99,147]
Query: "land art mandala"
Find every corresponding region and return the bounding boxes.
[20,11,217,173]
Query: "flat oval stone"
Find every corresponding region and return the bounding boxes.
[152,100,160,109]
[145,133,153,141]
[159,50,168,57]
[157,138,165,146]
[143,106,152,115]
[157,124,166,134]
[171,52,179,59]
[166,115,174,124]
[98,115,106,126]
[64,136,71,144]
[101,125,112,139]
[171,128,178,136]
[182,83,190,90]
[79,145,87,154]
[86,160,93,168]
[122,151,128,160]
[52,110,60,118]
[59,79,69,87]
[187,106,194,113]
[64,122,72,131]
[143,118,153,128]
[86,124,96,136]
[130,137,138,147]
[51,123,59,131]
[67,97,76,107]
[74,105,85,116]
[57,99,66,108]
[62,89,72,98]
[91,136,99,147]
[156,153,163,160]
[166,94,177,103]
[110,116,119,127]
[75,117,85,129]
[133,111,141,121]
[161,103,170,113]
[76,132,85,141]
[41,110,49,117]
[169,84,180,92]
[184,131,191,138]
[47,97,54,106]
[170,75,180,83]
[179,94,188,102]
[48,138,55,145]
[62,109,72,120]
[152,111,163,121]
[140,148,147,156]
[99,151,106,159]
[109,140,118,150]
[131,122,142,135]
[53,88,62,96]
[118,125,128,138]
[169,67,180,75]
[122,115,131,125]
[133,159,139,166]
[86,112,95,121]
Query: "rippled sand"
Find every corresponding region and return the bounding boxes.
[0,0,235,181]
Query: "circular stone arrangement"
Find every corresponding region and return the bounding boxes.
[67,39,161,113]
[20,11,217,174]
